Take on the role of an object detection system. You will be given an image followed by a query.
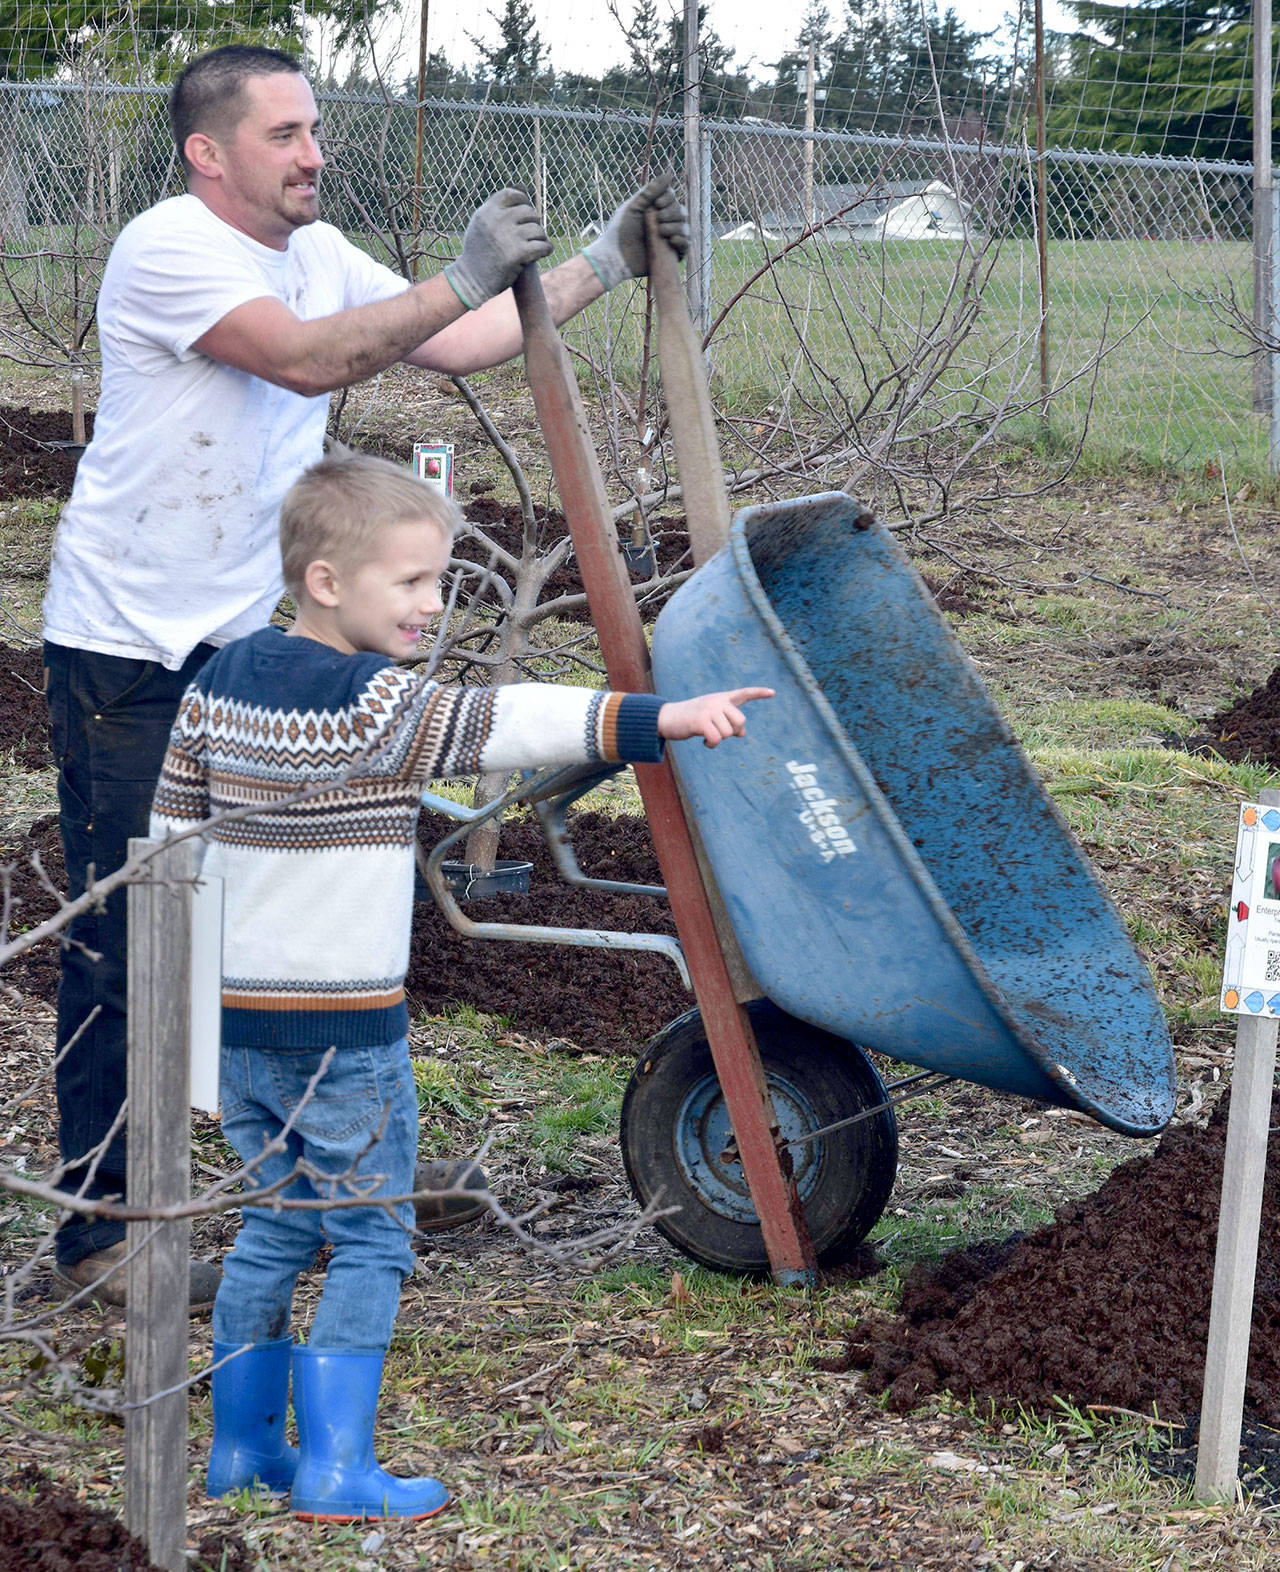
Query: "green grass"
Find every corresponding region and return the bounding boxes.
[408,1010,631,1174]
[1011,698,1192,752]
[527,1062,625,1169]
[568,234,1263,478]
[2,228,1261,480]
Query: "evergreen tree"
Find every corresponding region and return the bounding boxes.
[665,3,748,116]
[0,0,387,79]
[898,7,1003,134]
[600,0,678,112]
[470,0,545,98]
[770,3,835,126]
[1049,0,1253,160]
[822,0,910,133]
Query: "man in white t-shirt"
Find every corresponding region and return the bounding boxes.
[43,43,689,1309]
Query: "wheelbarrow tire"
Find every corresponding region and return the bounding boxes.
[620,999,898,1275]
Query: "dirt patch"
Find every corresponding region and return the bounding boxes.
[1199,663,1280,767]
[842,1091,1280,1426]
[328,419,689,620]
[452,494,689,620]
[0,1464,248,1572]
[2,809,689,1055]
[1152,1414,1280,1503]
[408,811,686,1051]
[0,642,49,767]
[0,406,92,500]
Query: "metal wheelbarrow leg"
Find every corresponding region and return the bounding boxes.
[512,259,818,1286]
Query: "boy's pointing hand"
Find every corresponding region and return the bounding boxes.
[657,688,775,748]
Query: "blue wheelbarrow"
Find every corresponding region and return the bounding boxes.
[467,257,1176,1281]
[611,490,1177,1273]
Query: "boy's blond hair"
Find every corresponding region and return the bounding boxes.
[280,449,459,599]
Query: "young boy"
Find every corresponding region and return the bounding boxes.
[150,450,771,1522]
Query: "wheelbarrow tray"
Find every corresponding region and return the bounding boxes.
[650,493,1176,1137]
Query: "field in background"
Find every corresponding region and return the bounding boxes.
[571,236,1263,479]
[0,230,1262,487]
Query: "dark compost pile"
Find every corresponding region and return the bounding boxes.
[0,641,48,767]
[0,1465,248,1572]
[842,1091,1280,1427]
[1198,665,1280,768]
[0,405,92,500]
[2,790,689,1055]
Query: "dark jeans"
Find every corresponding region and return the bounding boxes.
[44,639,216,1266]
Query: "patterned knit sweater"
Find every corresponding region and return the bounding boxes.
[150,626,665,1048]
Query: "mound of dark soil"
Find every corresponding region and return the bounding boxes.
[1,812,63,1005]
[0,406,92,500]
[452,494,689,621]
[0,1464,249,1572]
[1198,664,1280,767]
[843,1092,1280,1425]
[408,811,685,1052]
[2,810,688,1055]
[0,643,49,768]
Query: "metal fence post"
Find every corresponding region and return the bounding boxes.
[1271,196,1280,469]
[1034,0,1051,420]
[125,836,195,1572]
[682,0,704,330]
[699,124,713,338]
[1253,0,1273,420]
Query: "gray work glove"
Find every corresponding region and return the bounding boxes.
[444,188,552,310]
[581,173,691,290]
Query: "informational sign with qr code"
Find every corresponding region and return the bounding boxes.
[1220,802,1280,1016]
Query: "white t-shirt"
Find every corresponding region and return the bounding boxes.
[43,194,410,669]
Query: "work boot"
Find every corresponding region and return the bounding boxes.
[289,1345,450,1521]
[52,1239,221,1315]
[207,1338,299,1498]
[412,1159,489,1232]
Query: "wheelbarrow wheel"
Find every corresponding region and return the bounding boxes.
[620,999,898,1274]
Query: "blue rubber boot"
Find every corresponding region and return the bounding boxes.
[206,1338,299,1499]
[289,1346,450,1522]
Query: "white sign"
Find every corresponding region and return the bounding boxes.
[189,872,224,1113]
[413,441,454,498]
[1220,802,1280,1017]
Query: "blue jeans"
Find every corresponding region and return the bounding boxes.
[44,639,217,1266]
[212,1037,418,1352]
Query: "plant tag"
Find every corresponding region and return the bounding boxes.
[413,442,455,498]
[1220,802,1280,1016]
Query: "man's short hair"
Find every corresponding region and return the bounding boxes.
[169,44,304,170]
[280,449,459,600]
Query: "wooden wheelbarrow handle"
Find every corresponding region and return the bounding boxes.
[512,259,817,1285]
[644,208,731,566]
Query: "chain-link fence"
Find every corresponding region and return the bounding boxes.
[0,76,1262,478]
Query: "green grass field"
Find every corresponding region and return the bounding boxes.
[0,227,1264,481]
[565,234,1263,479]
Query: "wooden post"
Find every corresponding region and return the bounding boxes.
[411,0,430,279]
[682,0,705,330]
[125,836,195,1572]
[1195,788,1280,1501]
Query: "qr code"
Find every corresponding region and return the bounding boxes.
[1267,950,1280,984]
